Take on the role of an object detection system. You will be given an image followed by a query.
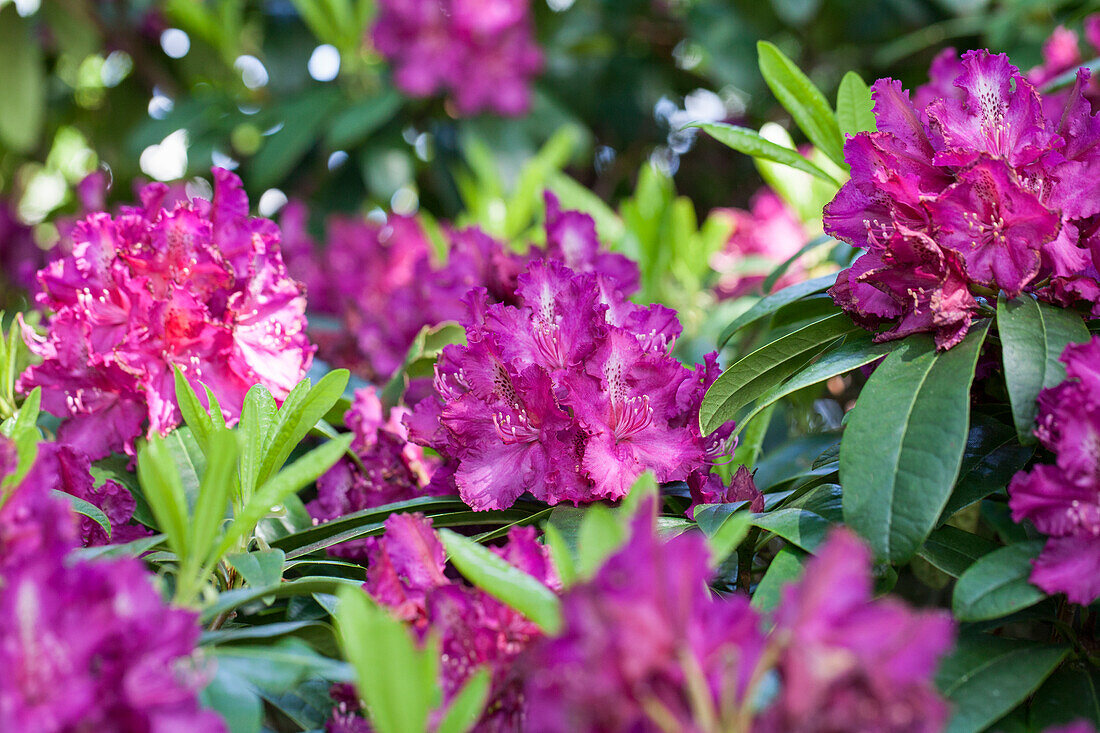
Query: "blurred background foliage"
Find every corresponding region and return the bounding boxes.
[0,0,1095,330]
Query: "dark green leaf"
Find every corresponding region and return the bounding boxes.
[939,414,1035,521]
[325,91,403,150]
[751,546,804,612]
[841,324,989,563]
[249,89,342,190]
[717,273,838,348]
[227,549,287,589]
[937,634,1069,733]
[688,122,839,185]
[953,540,1046,621]
[757,41,846,167]
[1029,664,1100,730]
[997,295,1089,443]
[752,508,830,552]
[916,526,998,578]
[701,312,860,435]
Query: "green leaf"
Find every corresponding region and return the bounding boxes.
[717,273,838,348]
[751,546,804,612]
[757,41,846,168]
[174,366,214,453]
[189,431,239,569]
[688,122,839,185]
[325,91,403,150]
[137,435,191,559]
[0,7,45,153]
[226,548,287,589]
[73,533,164,561]
[249,89,342,190]
[336,586,438,733]
[752,508,831,552]
[997,295,1090,443]
[258,370,350,487]
[701,312,860,435]
[916,526,998,578]
[952,540,1046,621]
[219,434,352,558]
[238,384,278,503]
[732,333,893,438]
[200,661,264,733]
[541,522,577,588]
[576,503,629,579]
[53,490,112,540]
[938,634,1069,733]
[436,668,492,733]
[1029,664,1100,730]
[841,323,989,563]
[835,71,877,136]
[939,414,1035,521]
[703,511,752,566]
[439,529,563,634]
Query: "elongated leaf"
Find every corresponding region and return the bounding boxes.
[53,490,112,540]
[733,333,893,437]
[757,41,845,167]
[174,367,214,453]
[689,122,838,185]
[939,414,1035,521]
[190,432,239,570]
[439,529,563,634]
[137,436,191,559]
[835,71,877,136]
[200,576,362,623]
[219,434,352,557]
[704,511,752,566]
[73,533,164,561]
[841,323,989,563]
[701,312,860,435]
[997,295,1089,443]
[917,526,998,578]
[718,273,838,348]
[938,634,1069,733]
[325,91,403,150]
[751,546,804,612]
[1030,665,1100,730]
[752,508,831,552]
[953,540,1046,621]
[239,384,278,503]
[336,586,438,733]
[577,503,628,579]
[258,370,349,487]
[436,668,492,733]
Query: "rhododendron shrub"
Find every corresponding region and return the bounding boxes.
[0,438,223,731]
[370,0,542,115]
[826,51,1100,349]
[19,168,313,458]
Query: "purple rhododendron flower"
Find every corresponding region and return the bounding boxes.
[827,50,1100,349]
[522,508,765,732]
[307,388,444,559]
[0,200,45,296]
[329,512,558,731]
[370,0,542,116]
[711,189,809,298]
[1009,336,1100,605]
[758,528,954,733]
[406,256,731,510]
[25,442,150,547]
[19,168,313,458]
[0,438,223,731]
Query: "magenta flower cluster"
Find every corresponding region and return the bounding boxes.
[827,50,1100,349]
[405,247,729,510]
[307,388,445,559]
[370,0,542,116]
[1009,337,1100,605]
[524,515,953,733]
[0,438,223,731]
[712,189,808,299]
[19,168,313,459]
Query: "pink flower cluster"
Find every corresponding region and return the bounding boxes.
[405,252,729,510]
[370,0,542,116]
[0,438,223,731]
[524,515,953,732]
[307,388,444,559]
[712,189,808,299]
[827,50,1100,349]
[329,512,558,731]
[1009,337,1100,605]
[19,168,313,459]
[1025,15,1100,119]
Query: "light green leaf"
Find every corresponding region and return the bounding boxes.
[835,71,877,136]
[258,370,349,487]
[688,122,839,185]
[226,548,287,589]
[436,668,492,733]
